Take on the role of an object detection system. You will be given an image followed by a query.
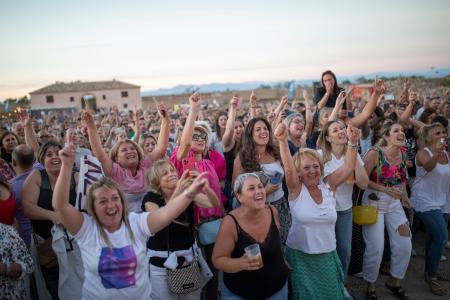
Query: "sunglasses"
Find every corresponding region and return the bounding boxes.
[192,133,207,141]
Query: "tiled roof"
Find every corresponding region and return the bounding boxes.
[30,80,140,94]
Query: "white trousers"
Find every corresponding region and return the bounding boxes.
[149,264,202,300]
[362,196,412,283]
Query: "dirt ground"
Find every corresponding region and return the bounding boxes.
[347,230,450,300]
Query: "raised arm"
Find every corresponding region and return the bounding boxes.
[82,109,113,176]
[328,91,346,122]
[19,110,40,157]
[323,124,360,191]
[274,123,301,200]
[147,172,209,234]
[398,92,416,125]
[222,96,239,152]
[348,78,386,128]
[176,93,200,161]
[271,95,288,130]
[149,103,170,161]
[52,144,83,235]
[132,110,141,143]
[416,138,448,172]
[249,90,258,119]
[303,89,314,138]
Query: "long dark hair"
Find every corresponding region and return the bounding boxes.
[321,70,340,95]
[0,131,19,152]
[214,111,227,141]
[238,117,280,172]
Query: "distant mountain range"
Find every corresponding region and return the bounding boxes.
[142,67,450,96]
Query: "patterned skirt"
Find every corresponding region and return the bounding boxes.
[271,196,291,245]
[286,247,345,300]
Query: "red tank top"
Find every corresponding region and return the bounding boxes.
[0,193,16,225]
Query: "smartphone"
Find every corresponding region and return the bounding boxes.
[270,172,283,185]
[384,93,395,101]
[183,156,197,172]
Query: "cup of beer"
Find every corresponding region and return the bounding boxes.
[244,243,264,269]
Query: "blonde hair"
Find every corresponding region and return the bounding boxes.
[375,120,396,147]
[418,123,445,146]
[292,148,324,175]
[317,120,346,164]
[86,177,135,248]
[109,139,144,163]
[193,125,210,157]
[145,159,175,195]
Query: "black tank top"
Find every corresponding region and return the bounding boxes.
[223,206,288,300]
[32,169,77,239]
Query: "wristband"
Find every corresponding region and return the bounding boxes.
[347,142,359,149]
[183,189,195,200]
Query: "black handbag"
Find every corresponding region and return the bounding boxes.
[165,219,202,294]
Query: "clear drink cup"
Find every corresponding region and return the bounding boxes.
[244,243,264,269]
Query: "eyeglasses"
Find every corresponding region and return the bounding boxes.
[39,135,50,139]
[291,119,305,125]
[192,133,207,141]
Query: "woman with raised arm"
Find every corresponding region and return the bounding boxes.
[411,123,450,296]
[171,92,227,300]
[142,160,218,300]
[22,141,77,299]
[233,117,291,245]
[52,143,210,300]
[362,120,412,300]
[316,120,369,293]
[212,173,289,300]
[275,121,360,300]
[82,103,170,212]
[221,96,244,200]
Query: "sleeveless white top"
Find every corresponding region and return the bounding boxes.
[286,181,337,254]
[411,148,450,212]
[261,161,285,203]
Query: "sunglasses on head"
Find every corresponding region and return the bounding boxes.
[192,132,207,141]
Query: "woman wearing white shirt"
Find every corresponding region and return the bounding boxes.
[275,122,360,300]
[411,123,450,296]
[317,120,369,282]
[52,143,210,300]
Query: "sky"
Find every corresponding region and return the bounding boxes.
[1,0,449,100]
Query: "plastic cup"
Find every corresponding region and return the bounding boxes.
[244,244,264,269]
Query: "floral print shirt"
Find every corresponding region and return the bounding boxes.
[368,147,408,187]
[0,223,34,300]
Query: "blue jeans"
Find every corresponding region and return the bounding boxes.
[415,209,448,276]
[335,208,352,281]
[221,281,288,300]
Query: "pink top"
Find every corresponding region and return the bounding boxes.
[111,157,152,194]
[171,147,227,224]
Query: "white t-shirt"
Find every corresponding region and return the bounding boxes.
[317,150,364,211]
[286,181,337,254]
[261,161,285,203]
[74,212,152,300]
[411,148,450,212]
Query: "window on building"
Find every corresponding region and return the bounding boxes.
[123,103,128,109]
[121,91,128,98]
[46,95,54,103]
[102,95,106,100]
[70,97,74,102]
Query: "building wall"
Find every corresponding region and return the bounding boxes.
[30,88,142,111]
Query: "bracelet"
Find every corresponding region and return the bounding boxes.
[183,189,195,200]
[347,142,359,149]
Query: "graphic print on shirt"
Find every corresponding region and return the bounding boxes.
[98,245,137,289]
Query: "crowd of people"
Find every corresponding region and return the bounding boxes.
[0,70,449,300]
